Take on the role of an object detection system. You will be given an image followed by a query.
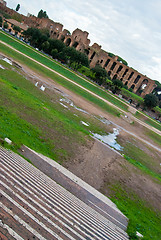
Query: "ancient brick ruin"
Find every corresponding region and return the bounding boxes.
[0,3,156,97]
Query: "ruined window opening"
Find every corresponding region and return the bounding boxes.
[125,81,128,85]
[108,71,111,76]
[90,51,96,60]
[110,62,117,71]
[100,59,103,63]
[134,75,141,84]
[116,65,123,73]
[113,74,118,80]
[128,72,134,80]
[65,38,71,46]
[84,49,89,55]
[72,42,79,48]
[122,69,128,78]
[104,59,110,68]
[130,84,135,89]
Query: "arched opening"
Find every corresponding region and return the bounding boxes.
[72,41,79,48]
[122,69,128,78]
[113,74,118,80]
[84,49,89,55]
[108,71,111,77]
[60,35,65,41]
[65,38,71,46]
[120,78,123,81]
[134,75,141,84]
[125,81,128,85]
[130,84,135,89]
[128,72,134,80]
[104,59,110,68]
[100,59,103,63]
[110,62,117,71]
[116,65,123,73]
[136,79,148,95]
[90,51,96,60]
[96,60,100,64]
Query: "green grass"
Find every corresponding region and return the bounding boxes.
[0,61,114,162]
[0,30,128,111]
[145,119,161,131]
[109,184,161,240]
[123,155,161,183]
[145,130,161,146]
[135,111,161,132]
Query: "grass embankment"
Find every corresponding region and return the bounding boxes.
[0,31,128,111]
[1,61,105,162]
[108,184,161,240]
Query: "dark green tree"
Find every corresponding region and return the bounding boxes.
[112,79,123,88]
[144,93,159,109]
[37,9,48,18]
[13,25,21,33]
[3,22,8,29]
[16,4,20,12]
[92,64,108,85]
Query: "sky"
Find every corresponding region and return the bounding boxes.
[7,0,161,83]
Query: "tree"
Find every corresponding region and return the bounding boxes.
[16,4,20,12]
[3,22,8,29]
[144,93,159,109]
[13,25,21,34]
[112,79,123,88]
[91,64,108,85]
[37,9,48,18]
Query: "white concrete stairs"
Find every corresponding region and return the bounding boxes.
[0,146,129,239]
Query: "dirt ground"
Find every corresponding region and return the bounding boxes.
[1,53,161,212]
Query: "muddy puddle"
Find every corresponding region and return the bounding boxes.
[92,128,123,151]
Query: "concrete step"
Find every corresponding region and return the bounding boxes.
[0,146,129,240]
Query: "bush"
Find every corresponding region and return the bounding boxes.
[144,94,159,109]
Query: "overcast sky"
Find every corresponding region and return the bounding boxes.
[7,0,161,83]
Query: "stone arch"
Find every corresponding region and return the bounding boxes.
[113,74,118,80]
[65,38,71,46]
[72,41,79,48]
[104,59,110,68]
[110,62,117,71]
[116,65,123,74]
[134,75,141,84]
[128,72,134,80]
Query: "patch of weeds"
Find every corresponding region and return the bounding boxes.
[109,184,161,240]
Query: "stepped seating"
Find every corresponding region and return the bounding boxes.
[0,146,129,239]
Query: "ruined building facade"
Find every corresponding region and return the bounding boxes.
[0,4,156,97]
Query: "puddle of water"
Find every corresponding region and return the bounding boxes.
[92,128,123,151]
[81,121,89,126]
[3,58,12,65]
[0,64,5,69]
